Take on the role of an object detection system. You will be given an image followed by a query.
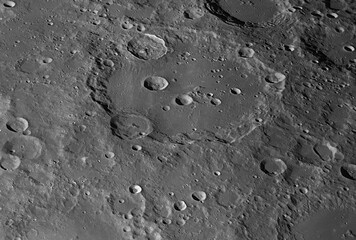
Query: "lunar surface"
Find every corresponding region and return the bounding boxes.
[0,0,354,239]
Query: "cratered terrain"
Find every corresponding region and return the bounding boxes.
[0,0,355,240]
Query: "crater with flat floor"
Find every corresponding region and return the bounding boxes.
[105,41,267,141]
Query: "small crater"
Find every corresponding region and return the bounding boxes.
[184,7,205,19]
[191,191,207,202]
[143,76,169,91]
[260,158,287,176]
[210,98,222,106]
[265,72,286,83]
[238,47,255,58]
[230,88,242,94]
[132,145,142,151]
[3,136,43,160]
[340,164,356,180]
[343,45,355,52]
[173,200,187,211]
[127,34,168,60]
[110,112,153,140]
[0,154,21,171]
[175,94,193,106]
[4,1,16,8]
[6,117,29,133]
[129,184,142,194]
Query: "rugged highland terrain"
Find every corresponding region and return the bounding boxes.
[0,0,355,239]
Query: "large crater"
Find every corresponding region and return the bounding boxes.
[206,0,280,27]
